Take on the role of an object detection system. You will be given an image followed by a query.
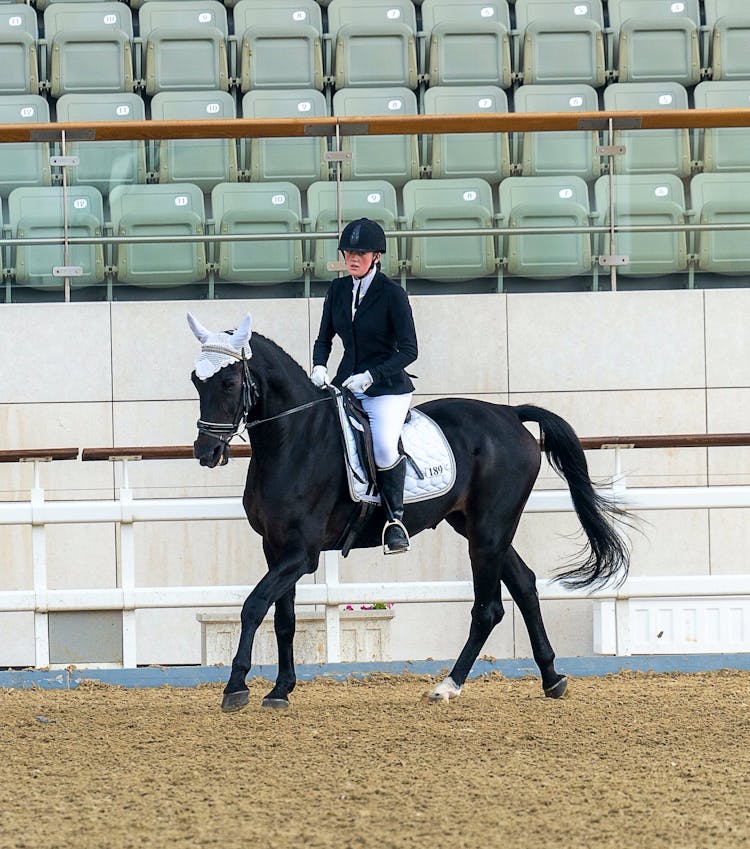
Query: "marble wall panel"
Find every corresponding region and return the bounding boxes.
[507,290,705,393]
[0,303,112,404]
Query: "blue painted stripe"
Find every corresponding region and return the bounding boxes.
[1,654,750,690]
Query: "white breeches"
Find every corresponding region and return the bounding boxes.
[356,392,413,469]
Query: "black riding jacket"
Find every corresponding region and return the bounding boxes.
[312,270,418,396]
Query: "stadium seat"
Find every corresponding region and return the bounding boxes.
[150,91,238,191]
[514,0,606,86]
[233,0,324,91]
[241,89,329,189]
[603,82,691,177]
[594,174,688,277]
[327,0,418,89]
[43,2,134,97]
[420,0,512,89]
[690,172,750,275]
[694,81,750,172]
[211,182,304,284]
[54,93,146,195]
[704,1,750,81]
[402,177,497,282]
[306,179,400,279]
[0,4,39,95]
[139,1,229,95]
[332,88,420,187]
[499,176,592,279]
[423,85,510,183]
[109,184,207,286]
[514,83,601,181]
[607,0,701,85]
[8,186,105,289]
[0,96,51,197]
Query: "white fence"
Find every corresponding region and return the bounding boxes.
[2,447,750,668]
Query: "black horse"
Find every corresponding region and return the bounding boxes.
[188,313,629,712]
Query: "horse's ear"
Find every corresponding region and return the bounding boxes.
[232,313,253,350]
[187,312,211,344]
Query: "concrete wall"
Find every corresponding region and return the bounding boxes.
[1,289,749,665]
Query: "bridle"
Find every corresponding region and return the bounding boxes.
[196,349,259,444]
[196,347,333,444]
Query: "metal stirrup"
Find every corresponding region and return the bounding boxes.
[382,519,410,554]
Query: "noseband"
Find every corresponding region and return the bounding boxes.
[196,350,259,444]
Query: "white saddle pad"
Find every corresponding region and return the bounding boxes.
[334,392,456,504]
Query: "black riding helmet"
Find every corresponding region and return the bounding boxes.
[338,218,387,254]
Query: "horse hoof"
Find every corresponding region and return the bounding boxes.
[422,676,462,704]
[261,697,290,710]
[544,676,569,700]
[221,690,250,713]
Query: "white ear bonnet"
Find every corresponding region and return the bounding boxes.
[188,313,253,381]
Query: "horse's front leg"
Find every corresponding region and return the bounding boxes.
[261,587,297,709]
[222,550,313,713]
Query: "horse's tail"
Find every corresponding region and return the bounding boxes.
[515,404,630,590]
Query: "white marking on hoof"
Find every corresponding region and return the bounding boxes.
[428,676,462,703]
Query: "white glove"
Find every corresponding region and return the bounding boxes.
[342,370,373,394]
[310,365,329,388]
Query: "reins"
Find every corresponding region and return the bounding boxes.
[246,395,334,431]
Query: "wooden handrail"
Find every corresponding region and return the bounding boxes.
[4,435,749,464]
[578,433,750,450]
[0,448,79,463]
[81,445,252,461]
[2,108,750,143]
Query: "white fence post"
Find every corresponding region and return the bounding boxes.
[28,460,50,668]
[323,551,341,663]
[118,459,137,668]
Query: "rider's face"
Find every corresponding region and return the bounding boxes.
[343,250,378,278]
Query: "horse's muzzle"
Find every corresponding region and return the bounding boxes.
[193,435,230,468]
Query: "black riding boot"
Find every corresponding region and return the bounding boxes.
[376,457,410,555]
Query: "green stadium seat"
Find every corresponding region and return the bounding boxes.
[603,82,691,178]
[704,1,750,81]
[8,186,105,289]
[109,184,207,286]
[499,176,592,279]
[423,85,510,183]
[43,2,134,98]
[233,0,324,91]
[694,81,750,172]
[0,96,51,197]
[327,0,418,89]
[594,174,688,277]
[420,0,512,89]
[402,177,496,282]
[514,83,601,181]
[54,93,146,195]
[690,172,750,275]
[241,89,329,189]
[306,179,400,279]
[608,0,701,85]
[211,182,303,285]
[139,1,229,95]
[332,88,420,187]
[0,5,39,95]
[515,0,606,86]
[150,91,238,191]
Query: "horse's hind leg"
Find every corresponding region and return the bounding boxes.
[428,524,507,702]
[261,587,297,709]
[502,547,568,699]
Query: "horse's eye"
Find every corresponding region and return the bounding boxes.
[222,378,237,392]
